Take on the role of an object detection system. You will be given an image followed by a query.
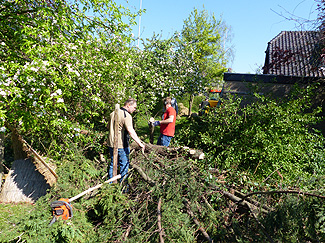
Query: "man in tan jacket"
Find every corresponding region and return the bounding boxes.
[108,98,145,181]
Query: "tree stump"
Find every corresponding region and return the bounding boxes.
[0,159,50,203]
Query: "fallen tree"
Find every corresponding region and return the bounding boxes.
[2,142,325,243]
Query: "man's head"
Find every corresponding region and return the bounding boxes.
[124,98,137,114]
[163,97,172,108]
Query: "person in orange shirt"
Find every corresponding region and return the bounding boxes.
[152,97,177,147]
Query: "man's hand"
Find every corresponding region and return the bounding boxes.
[153,121,160,127]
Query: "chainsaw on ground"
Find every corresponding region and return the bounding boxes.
[49,198,73,226]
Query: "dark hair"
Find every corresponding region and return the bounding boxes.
[124,97,137,106]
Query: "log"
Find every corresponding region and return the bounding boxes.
[182,146,205,160]
[131,142,205,160]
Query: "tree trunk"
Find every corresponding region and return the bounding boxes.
[131,142,205,160]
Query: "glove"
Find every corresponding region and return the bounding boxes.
[153,121,160,127]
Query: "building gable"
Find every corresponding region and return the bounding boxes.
[263,31,325,77]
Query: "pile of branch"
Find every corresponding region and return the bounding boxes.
[121,143,325,242]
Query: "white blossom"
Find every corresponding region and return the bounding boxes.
[57,98,64,103]
[66,64,74,72]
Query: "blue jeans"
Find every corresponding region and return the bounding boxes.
[108,147,130,182]
[157,134,172,147]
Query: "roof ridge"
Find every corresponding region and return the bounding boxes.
[270,30,318,42]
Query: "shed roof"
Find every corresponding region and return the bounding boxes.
[263,31,325,77]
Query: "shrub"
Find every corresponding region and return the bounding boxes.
[177,87,325,183]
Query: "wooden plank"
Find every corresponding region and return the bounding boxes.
[113,104,119,183]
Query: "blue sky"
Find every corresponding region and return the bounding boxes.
[118,0,318,74]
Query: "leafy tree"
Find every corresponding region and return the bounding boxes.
[176,7,232,115]
[0,0,137,153]
[130,34,182,114]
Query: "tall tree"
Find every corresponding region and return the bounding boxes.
[131,34,180,112]
[177,7,233,115]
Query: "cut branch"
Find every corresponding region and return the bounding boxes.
[222,191,269,214]
[123,224,132,241]
[157,197,164,243]
[183,198,213,243]
[234,190,273,212]
[245,203,274,243]
[241,190,325,201]
[130,161,156,186]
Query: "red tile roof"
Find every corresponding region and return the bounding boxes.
[263,31,325,77]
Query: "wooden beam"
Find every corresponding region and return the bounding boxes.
[113,104,119,183]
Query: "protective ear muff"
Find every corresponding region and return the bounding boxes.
[164,100,168,105]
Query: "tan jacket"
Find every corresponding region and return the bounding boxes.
[109,108,133,148]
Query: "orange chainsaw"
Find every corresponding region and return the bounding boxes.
[49,198,73,226]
